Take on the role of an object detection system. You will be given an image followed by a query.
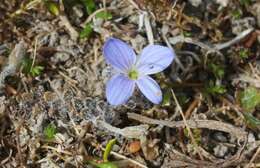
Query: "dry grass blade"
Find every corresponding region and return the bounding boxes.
[171,90,204,160]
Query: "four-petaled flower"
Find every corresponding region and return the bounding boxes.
[103,38,175,105]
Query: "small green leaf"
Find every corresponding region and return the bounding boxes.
[183,31,192,37]
[80,23,93,39]
[206,81,226,95]
[103,139,116,162]
[21,57,44,77]
[239,87,260,112]
[243,113,260,128]
[44,1,60,16]
[95,162,118,168]
[231,10,242,19]
[162,89,172,106]
[21,57,33,74]
[184,128,201,144]
[208,63,225,79]
[96,11,112,20]
[239,48,250,59]
[81,0,96,15]
[240,0,251,6]
[44,123,57,140]
[31,66,44,77]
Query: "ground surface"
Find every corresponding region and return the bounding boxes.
[0,0,260,167]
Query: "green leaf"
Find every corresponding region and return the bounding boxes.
[81,0,96,15]
[21,57,33,74]
[80,23,93,39]
[45,1,60,16]
[31,66,44,77]
[21,57,44,77]
[239,87,260,112]
[243,113,260,129]
[208,63,225,79]
[95,162,118,168]
[206,81,226,95]
[240,0,251,6]
[103,139,116,162]
[96,11,112,20]
[183,31,192,37]
[184,128,201,144]
[232,10,242,19]
[239,48,250,59]
[162,89,172,106]
[44,123,57,140]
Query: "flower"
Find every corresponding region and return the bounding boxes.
[103,38,175,105]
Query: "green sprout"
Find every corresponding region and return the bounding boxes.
[206,80,226,95]
[44,123,57,140]
[208,63,225,79]
[89,161,118,168]
[184,128,201,145]
[81,0,96,15]
[79,0,112,39]
[239,0,251,6]
[80,23,93,39]
[162,89,172,106]
[21,57,44,77]
[44,0,60,16]
[88,139,118,168]
[96,11,113,20]
[239,48,250,59]
[103,139,116,162]
[183,31,192,37]
[231,9,242,19]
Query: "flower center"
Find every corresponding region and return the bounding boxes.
[128,69,138,80]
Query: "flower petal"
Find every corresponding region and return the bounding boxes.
[136,76,162,104]
[106,74,135,105]
[103,38,136,71]
[136,45,175,75]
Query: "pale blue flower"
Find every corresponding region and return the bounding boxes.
[103,38,175,105]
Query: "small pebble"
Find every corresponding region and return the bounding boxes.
[128,140,141,153]
[213,144,228,157]
[213,132,228,142]
[188,0,202,7]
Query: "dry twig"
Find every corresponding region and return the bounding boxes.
[171,90,204,160]
[127,113,247,140]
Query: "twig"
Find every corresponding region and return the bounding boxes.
[127,113,247,140]
[162,33,185,71]
[177,51,201,63]
[169,35,213,51]
[96,120,148,139]
[171,90,204,160]
[246,147,260,168]
[124,0,140,10]
[59,15,79,41]
[30,38,38,72]
[214,28,254,50]
[0,0,41,27]
[184,97,200,119]
[144,12,154,45]
[102,148,148,168]
[81,8,106,27]
[41,145,73,155]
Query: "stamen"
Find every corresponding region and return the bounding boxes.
[128,69,138,80]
